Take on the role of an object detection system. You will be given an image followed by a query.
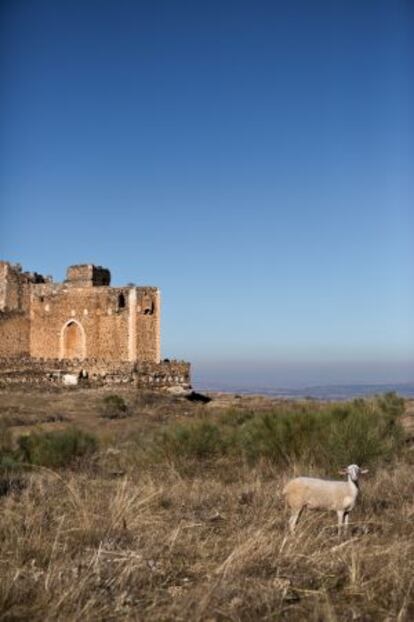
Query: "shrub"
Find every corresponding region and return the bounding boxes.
[147,394,405,469]
[321,396,405,468]
[100,394,129,419]
[17,428,98,468]
[155,420,226,460]
[0,420,21,473]
[238,395,404,469]
[237,407,326,466]
[0,420,13,455]
[218,407,255,427]
[377,391,405,418]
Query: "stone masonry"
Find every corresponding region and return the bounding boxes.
[0,261,190,389]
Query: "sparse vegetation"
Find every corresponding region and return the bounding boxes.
[157,419,226,460]
[17,428,98,468]
[0,388,412,620]
[0,419,19,473]
[100,394,129,419]
[150,393,404,469]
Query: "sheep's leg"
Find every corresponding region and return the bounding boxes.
[289,508,302,533]
[344,512,349,535]
[337,510,345,536]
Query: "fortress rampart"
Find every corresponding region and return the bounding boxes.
[0,356,190,389]
[0,261,190,389]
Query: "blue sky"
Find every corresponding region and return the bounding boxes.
[1,0,413,388]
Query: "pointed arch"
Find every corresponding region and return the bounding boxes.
[60,319,86,360]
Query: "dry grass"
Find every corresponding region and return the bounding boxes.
[0,388,413,621]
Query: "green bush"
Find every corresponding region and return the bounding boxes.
[218,407,255,427]
[238,395,404,468]
[17,428,98,468]
[100,394,129,419]
[0,420,21,473]
[0,420,13,454]
[321,396,405,468]
[148,393,405,468]
[156,420,226,460]
[237,408,326,466]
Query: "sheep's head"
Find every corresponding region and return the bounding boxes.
[339,464,369,481]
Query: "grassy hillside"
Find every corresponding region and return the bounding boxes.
[0,388,413,621]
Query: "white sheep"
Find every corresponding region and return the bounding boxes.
[282,464,368,535]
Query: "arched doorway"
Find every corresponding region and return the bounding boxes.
[61,320,86,359]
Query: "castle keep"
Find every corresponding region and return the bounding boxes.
[0,261,190,388]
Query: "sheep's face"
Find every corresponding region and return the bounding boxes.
[345,464,368,481]
[347,465,361,481]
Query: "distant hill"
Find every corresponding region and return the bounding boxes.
[195,381,414,400]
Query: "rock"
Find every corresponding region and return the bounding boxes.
[185,391,212,403]
[62,373,79,386]
[166,385,192,396]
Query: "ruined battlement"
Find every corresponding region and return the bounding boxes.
[0,261,49,313]
[65,264,111,288]
[0,356,191,389]
[0,260,190,389]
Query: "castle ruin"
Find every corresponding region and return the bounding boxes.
[0,261,190,388]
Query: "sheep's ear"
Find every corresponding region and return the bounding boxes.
[338,469,347,475]
[360,469,369,474]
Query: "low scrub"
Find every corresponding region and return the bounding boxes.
[100,394,129,419]
[0,420,21,473]
[151,393,405,469]
[0,390,412,621]
[17,428,98,468]
[238,393,404,468]
[156,420,227,460]
[0,420,13,456]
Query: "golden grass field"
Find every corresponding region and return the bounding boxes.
[0,387,413,621]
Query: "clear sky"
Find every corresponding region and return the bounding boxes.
[1,0,413,388]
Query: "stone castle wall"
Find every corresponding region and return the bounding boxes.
[0,261,45,314]
[30,284,131,361]
[0,312,30,357]
[65,264,111,287]
[0,262,161,363]
[135,288,160,362]
[0,357,191,389]
[0,260,188,389]
[29,284,160,362]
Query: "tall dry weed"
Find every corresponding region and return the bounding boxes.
[0,392,412,620]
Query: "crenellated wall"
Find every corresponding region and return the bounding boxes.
[0,261,46,313]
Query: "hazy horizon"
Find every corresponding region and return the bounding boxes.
[192,358,414,391]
